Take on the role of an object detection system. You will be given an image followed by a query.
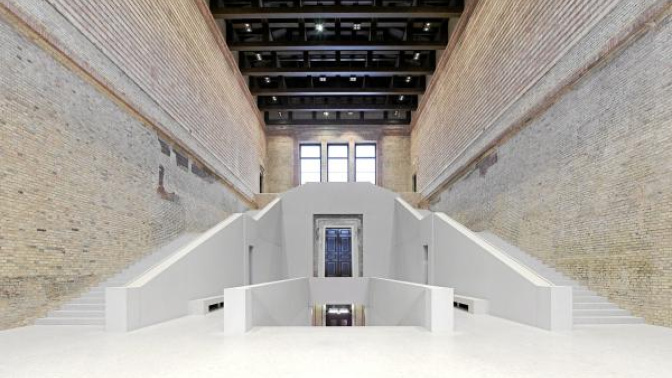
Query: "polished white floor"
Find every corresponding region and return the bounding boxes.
[1,310,671,378]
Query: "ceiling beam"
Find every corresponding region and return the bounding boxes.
[252,88,423,96]
[265,118,411,127]
[212,6,462,20]
[259,103,417,112]
[242,67,433,77]
[229,41,446,51]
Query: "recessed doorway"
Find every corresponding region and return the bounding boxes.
[325,304,353,327]
[325,228,352,277]
[314,215,363,277]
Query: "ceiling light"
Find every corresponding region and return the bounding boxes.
[347,111,354,116]
[319,76,327,82]
[423,22,431,32]
[323,111,330,117]
[353,23,361,31]
[271,96,278,102]
[244,23,252,32]
[399,95,405,101]
[413,52,421,61]
[315,23,324,33]
[405,76,412,83]
[255,53,263,61]
[264,76,271,84]
[350,75,357,82]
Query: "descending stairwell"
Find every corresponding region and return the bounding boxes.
[478,231,644,325]
[35,233,201,326]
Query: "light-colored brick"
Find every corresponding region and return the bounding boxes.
[0,17,249,330]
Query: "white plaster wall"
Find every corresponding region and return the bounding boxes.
[224,278,311,334]
[309,277,369,304]
[367,278,453,332]
[390,199,433,283]
[244,199,287,284]
[280,183,398,278]
[250,278,311,327]
[107,214,247,331]
[224,277,453,334]
[107,200,287,332]
[431,213,572,331]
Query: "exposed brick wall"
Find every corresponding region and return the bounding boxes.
[265,135,295,193]
[380,136,411,193]
[430,14,672,326]
[264,130,411,193]
[411,0,621,195]
[0,17,249,329]
[2,0,265,199]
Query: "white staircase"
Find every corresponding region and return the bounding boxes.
[35,233,200,326]
[478,231,644,325]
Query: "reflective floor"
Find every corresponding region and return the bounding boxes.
[1,310,671,378]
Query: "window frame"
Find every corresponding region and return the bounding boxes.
[299,143,322,184]
[354,143,377,184]
[326,143,350,183]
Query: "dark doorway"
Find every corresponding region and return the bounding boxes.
[325,228,352,277]
[325,305,353,327]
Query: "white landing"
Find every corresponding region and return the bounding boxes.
[2,311,672,378]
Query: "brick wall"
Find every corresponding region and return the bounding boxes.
[2,0,265,199]
[411,0,622,195]
[428,10,672,326]
[0,17,249,329]
[265,130,411,193]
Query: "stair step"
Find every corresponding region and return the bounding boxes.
[61,303,105,311]
[35,317,105,325]
[80,293,104,300]
[70,297,105,305]
[49,310,105,318]
[572,288,596,296]
[573,302,619,310]
[573,308,630,317]
[573,295,609,303]
[573,316,645,325]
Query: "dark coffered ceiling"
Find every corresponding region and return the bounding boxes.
[209,0,464,130]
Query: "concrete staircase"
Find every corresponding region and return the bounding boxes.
[478,231,644,326]
[35,233,200,326]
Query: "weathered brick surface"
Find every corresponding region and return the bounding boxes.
[430,16,672,326]
[381,135,412,193]
[2,0,265,198]
[265,130,411,193]
[265,135,295,193]
[411,0,622,194]
[0,18,249,329]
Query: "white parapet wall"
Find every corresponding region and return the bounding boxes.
[224,277,312,335]
[106,214,246,332]
[391,198,572,332]
[106,198,286,332]
[367,278,453,332]
[223,277,454,334]
[432,212,572,331]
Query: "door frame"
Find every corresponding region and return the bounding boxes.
[316,221,360,278]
